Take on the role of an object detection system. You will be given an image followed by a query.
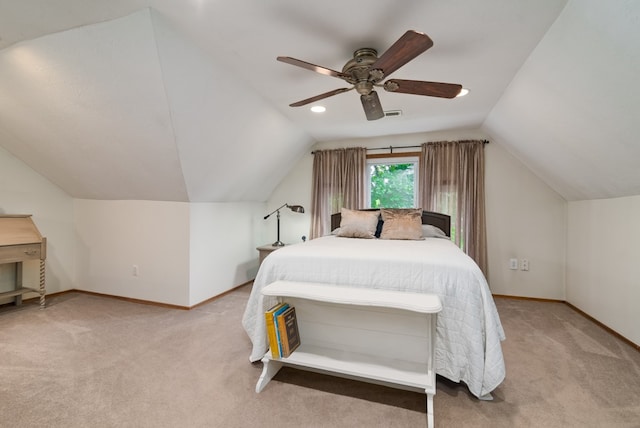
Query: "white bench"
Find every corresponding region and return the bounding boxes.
[256,280,442,428]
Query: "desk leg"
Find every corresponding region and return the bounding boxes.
[39,259,46,309]
[14,262,23,306]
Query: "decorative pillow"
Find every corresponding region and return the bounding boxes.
[336,208,380,239]
[379,208,424,240]
[422,224,448,239]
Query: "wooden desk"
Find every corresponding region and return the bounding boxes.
[0,215,46,308]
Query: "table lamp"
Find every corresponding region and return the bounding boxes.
[264,203,305,246]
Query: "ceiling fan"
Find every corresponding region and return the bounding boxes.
[277,30,463,121]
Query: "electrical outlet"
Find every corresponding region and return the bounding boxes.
[520,259,529,271]
[509,258,518,270]
[132,265,139,276]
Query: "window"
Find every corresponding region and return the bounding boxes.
[367,155,418,208]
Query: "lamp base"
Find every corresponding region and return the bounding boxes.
[272,241,285,247]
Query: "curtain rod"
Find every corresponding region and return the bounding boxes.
[311,139,489,155]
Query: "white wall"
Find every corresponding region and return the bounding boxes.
[0,144,75,302]
[264,155,313,246]
[2,144,267,308]
[567,196,640,345]
[73,199,267,307]
[268,129,568,299]
[485,141,566,299]
[189,202,265,306]
[74,199,192,306]
[1,126,570,308]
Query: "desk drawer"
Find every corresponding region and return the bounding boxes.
[0,243,42,263]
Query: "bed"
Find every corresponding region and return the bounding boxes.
[242,208,505,399]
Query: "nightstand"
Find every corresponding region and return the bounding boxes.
[256,244,282,266]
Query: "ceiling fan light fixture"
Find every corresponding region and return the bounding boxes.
[456,88,469,97]
[310,105,326,113]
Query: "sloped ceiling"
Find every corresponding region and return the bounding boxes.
[0,7,311,202]
[484,0,640,200]
[0,0,638,202]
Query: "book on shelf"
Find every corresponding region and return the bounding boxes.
[264,302,288,359]
[273,303,290,357]
[276,305,301,358]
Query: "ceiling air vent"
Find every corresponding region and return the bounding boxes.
[384,110,402,117]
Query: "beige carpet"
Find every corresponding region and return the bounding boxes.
[1,286,639,428]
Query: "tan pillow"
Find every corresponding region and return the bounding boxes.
[336,208,380,239]
[379,208,424,240]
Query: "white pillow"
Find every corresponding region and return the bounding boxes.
[422,224,448,239]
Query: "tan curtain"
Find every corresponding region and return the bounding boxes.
[310,147,367,239]
[419,140,488,276]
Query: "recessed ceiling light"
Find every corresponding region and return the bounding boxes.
[456,88,469,97]
[310,105,326,113]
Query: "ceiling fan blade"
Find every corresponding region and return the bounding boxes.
[277,56,348,79]
[370,30,434,78]
[289,87,353,107]
[384,79,463,99]
[361,91,384,121]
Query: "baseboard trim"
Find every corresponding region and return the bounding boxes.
[492,294,564,303]
[20,287,639,352]
[563,301,639,353]
[21,280,254,311]
[189,281,253,309]
[493,294,639,352]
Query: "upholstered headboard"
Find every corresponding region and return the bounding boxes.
[330,209,451,237]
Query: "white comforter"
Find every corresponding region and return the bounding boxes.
[242,235,506,399]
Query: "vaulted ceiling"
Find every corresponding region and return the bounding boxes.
[0,0,638,202]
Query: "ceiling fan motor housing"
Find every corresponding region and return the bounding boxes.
[342,48,383,94]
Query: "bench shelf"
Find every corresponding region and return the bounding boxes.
[257,280,441,428]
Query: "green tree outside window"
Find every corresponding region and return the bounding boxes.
[369,162,415,208]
